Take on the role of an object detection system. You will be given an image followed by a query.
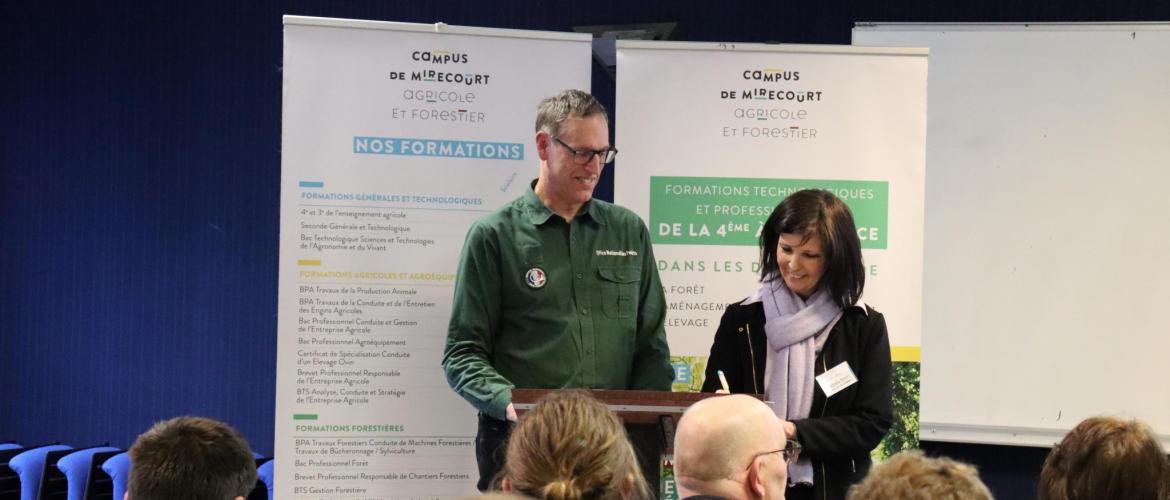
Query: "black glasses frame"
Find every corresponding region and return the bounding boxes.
[552,136,618,165]
[746,440,802,469]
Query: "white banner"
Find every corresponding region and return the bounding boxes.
[614,41,927,388]
[276,16,590,497]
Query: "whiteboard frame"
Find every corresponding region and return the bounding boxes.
[854,21,1170,450]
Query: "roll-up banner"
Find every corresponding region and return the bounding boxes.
[276,16,591,497]
[615,41,927,460]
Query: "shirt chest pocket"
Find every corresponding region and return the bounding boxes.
[597,266,640,319]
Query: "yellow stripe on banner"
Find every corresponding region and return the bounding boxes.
[891,346,920,362]
[297,259,321,266]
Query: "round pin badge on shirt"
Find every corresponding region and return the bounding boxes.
[525,267,547,289]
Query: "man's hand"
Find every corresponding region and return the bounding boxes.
[505,403,518,422]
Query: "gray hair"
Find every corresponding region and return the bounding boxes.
[534,89,608,137]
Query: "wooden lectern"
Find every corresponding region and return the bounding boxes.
[512,389,719,448]
[511,389,724,497]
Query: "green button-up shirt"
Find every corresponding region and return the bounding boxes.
[443,182,672,419]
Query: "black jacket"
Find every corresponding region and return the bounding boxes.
[701,301,893,500]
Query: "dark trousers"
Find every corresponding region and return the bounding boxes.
[475,413,513,491]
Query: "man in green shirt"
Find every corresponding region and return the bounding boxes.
[442,89,673,490]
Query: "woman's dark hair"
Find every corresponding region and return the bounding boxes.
[759,189,865,307]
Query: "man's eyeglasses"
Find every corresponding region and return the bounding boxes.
[747,440,802,469]
[552,136,618,165]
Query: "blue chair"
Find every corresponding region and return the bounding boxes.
[81,450,122,500]
[98,453,129,500]
[8,444,72,500]
[56,447,120,500]
[256,459,274,500]
[37,449,75,500]
[1,444,27,500]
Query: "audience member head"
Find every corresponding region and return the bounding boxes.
[466,494,534,500]
[673,394,791,500]
[501,390,650,500]
[127,416,257,500]
[846,451,993,500]
[1038,416,1170,500]
[759,188,865,307]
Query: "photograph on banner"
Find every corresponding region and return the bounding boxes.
[275,17,590,496]
[615,41,926,458]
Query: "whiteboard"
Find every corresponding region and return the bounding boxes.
[853,23,1170,448]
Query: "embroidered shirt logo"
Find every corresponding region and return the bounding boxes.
[595,250,638,257]
[525,267,547,289]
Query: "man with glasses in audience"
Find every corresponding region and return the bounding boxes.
[443,89,673,491]
[674,395,795,500]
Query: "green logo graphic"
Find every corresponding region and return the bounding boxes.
[671,355,708,393]
[650,177,888,249]
[660,454,678,500]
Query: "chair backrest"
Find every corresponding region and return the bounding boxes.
[57,447,121,500]
[0,446,28,500]
[97,453,129,500]
[37,449,73,500]
[256,459,274,500]
[246,458,271,500]
[82,451,122,500]
[8,444,72,500]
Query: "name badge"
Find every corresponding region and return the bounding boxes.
[815,361,858,398]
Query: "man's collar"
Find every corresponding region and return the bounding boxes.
[523,179,603,225]
[522,181,556,225]
[578,198,603,225]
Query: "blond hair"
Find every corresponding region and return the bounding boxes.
[847,451,993,500]
[503,390,650,500]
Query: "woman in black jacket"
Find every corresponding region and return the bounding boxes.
[701,189,893,500]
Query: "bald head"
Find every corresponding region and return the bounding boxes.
[674,395,786,496]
